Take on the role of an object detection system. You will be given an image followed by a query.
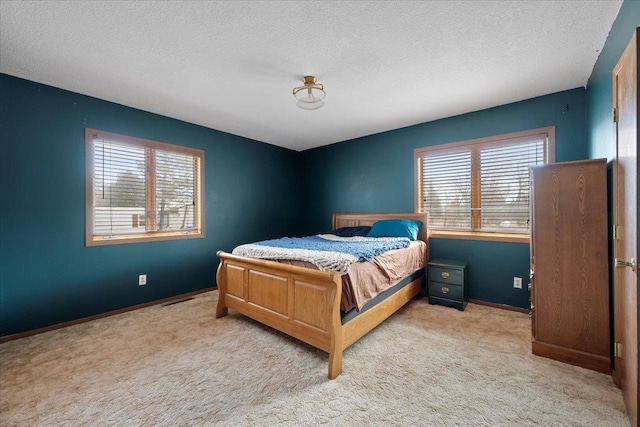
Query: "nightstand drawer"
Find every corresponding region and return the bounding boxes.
[429,281,463,301]
[429,266,464,286]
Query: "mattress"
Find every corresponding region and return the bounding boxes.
[278,240,427,312]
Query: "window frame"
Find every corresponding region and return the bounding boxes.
[85,128,205,246]
[414,127,555,243]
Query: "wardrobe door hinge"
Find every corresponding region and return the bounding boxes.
[613,224,621,240]
[613,107,618,123]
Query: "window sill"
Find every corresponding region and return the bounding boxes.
[428,230,529,244]
[86,231,204,247]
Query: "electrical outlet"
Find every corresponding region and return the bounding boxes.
[139,274,147,286]
[513,277,522,289]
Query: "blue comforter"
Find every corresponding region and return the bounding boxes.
[253,235,410,262]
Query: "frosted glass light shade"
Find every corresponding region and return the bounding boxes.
[293,76,325,110]
[296,99,325,110]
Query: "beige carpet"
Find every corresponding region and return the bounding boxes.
[0,291,628,426]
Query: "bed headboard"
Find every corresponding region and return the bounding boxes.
[332,212,429,243]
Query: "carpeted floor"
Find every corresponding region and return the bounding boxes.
[0,291,628,426]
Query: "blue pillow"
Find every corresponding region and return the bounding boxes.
[332,226,372,237]
[367,219,422,240]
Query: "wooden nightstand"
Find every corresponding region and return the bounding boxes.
[427,259,468,311]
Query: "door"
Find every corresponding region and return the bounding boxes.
[612,27,638,427]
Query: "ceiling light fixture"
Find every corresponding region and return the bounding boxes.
[293,76,325,110]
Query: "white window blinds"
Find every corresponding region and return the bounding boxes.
[87,129,204,246]
[416,128,553,234]
[480,141,544,232]
[419,151,472,230]
[155,151,197,232]
[94,140,147,236]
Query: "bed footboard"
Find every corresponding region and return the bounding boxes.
[216,251,344,379]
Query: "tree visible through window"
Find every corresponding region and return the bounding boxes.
[86,129,204,246]
[415,127,554,235]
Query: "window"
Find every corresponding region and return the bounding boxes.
[415,127,554,241]
[86,129,204,246]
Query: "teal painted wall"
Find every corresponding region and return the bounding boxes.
[587,0,640,160]
[300,89,588,309]
[0,74,301,337]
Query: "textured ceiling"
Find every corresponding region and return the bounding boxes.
[0,1,623,151]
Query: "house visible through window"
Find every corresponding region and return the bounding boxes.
[415,127,554,239]
[86,129,205,246]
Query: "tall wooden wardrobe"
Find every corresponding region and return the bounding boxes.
[530,158,610,373]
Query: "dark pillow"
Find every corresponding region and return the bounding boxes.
[367,219,422,240]
[332,226,372,237]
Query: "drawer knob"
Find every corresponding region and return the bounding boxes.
[441,271,450,279]
[441,286,449,294]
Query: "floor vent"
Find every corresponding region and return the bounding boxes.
[162,297,195,307]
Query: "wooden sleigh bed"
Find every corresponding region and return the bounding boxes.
[215,212,428,379]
